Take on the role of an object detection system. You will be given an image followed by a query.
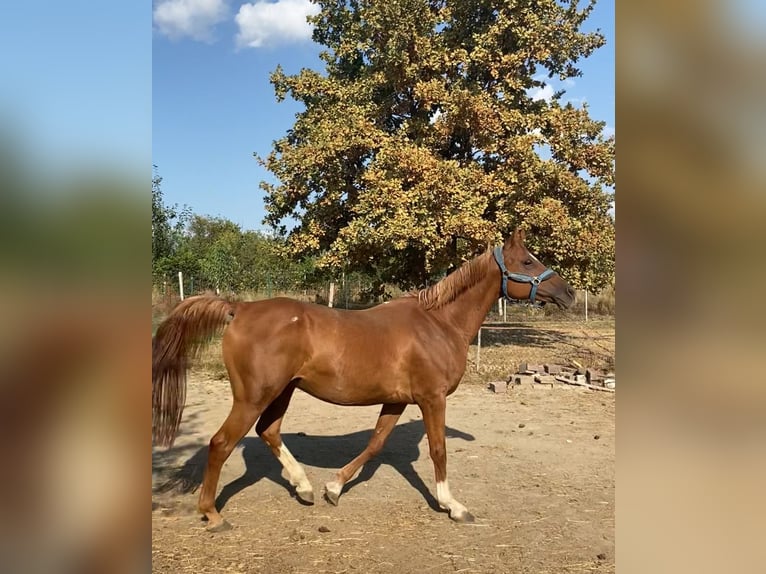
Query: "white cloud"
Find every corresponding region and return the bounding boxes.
[235,0,320,48]
[530,84,554,102]
[153,0,227,41]
[564,96,588,106]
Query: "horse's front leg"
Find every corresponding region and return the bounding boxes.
[324,402,406,505]
[419,394,474,523]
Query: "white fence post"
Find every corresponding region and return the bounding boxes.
[476,327,482,372]
[328,282,336,308]
[178,271,184,301]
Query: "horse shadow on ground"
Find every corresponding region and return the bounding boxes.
[153,419,475,513]
[472,323,574,349]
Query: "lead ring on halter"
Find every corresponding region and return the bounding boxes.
[492,246,556,305]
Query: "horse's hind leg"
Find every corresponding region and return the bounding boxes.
[256,384,314,504]
[324,402,406,505]
[197,400,261,531]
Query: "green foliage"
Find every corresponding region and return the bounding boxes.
[260,0,615,290]
[152,171,171,265]
[152,168,192,281]
[151,170,320,294]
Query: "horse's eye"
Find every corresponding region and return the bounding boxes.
[523,260,533,266]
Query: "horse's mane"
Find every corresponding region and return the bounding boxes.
[412,250,493,310]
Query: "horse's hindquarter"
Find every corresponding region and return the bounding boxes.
[294,300,464,405]
[222,299,311,394]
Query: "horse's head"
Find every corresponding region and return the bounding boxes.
[494,228,576,309]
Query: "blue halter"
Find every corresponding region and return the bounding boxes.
[492,246,556,305]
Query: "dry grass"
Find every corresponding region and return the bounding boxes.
[194,339,227,380]
[463,320,615,386]
[579,286,615,316]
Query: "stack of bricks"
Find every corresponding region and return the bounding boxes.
[488,363,615,393]
[554,366,615,392]
[585,369,616,390]
[508,363,559,389]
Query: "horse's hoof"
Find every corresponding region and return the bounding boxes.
[206,519,233,532]
[324,490,340,506]
[323,481,342,506]
[296,489,315,505]
[450,510,475,523]
[324,489,340,506]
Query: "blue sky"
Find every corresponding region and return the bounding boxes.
[153,0,614,232]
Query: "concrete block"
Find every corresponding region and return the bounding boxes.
[488,381,507,393]
[586,369,605,383]
[511,374,534,385]
[533,374,554,388]
[518,362,543,374]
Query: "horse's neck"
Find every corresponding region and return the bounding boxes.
[436,271,500,344]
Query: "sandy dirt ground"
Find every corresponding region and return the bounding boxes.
[152,330,615,574]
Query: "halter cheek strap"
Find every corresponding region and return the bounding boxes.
[493,246,556,305]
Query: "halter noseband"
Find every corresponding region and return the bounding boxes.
[492,246,556,305]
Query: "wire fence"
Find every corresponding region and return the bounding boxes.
[152,272,385,313]
[153,271,613,325]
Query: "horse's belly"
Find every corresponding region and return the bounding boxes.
[295,375,412,406]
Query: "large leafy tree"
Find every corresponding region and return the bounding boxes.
[262,0,614,289]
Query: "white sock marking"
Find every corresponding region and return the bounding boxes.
[277,444,311,492]
[436,480,469,517]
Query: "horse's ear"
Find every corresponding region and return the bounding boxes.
[505,228,525,247]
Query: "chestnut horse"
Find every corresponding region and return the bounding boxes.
[152,229,575,530]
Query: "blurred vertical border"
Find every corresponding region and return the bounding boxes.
[619,0,766,572]
[0,2,149,573]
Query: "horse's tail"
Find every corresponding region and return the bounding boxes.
[152,295,236,447]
